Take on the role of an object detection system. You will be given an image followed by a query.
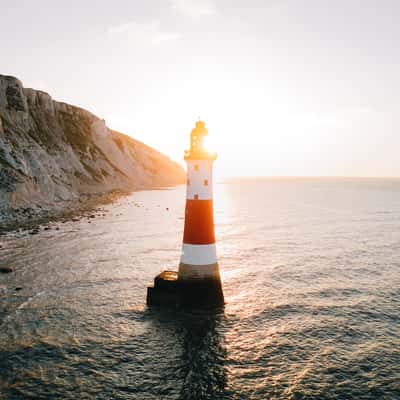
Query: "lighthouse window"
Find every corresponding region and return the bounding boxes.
[187,179,190,185]
[194,164,199,171]
[194,194,199,200]
[204,179,208,186]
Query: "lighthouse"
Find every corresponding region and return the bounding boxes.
[178,120,224,306]
[146,121,224,308]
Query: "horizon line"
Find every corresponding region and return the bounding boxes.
[216,175,400,180]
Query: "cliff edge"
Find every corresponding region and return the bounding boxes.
[0,74,185,229]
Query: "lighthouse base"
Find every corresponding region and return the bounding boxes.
[146,270,224,309]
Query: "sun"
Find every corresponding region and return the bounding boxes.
[202,134,217,154]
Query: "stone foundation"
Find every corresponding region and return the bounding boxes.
[147,270,224,309]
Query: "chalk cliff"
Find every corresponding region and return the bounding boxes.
[0,74,185,228]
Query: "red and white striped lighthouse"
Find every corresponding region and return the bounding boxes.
[177,120,224,306]
[146,120,224,308]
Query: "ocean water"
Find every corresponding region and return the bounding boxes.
[0,178,399,399]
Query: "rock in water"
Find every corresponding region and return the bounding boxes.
[0,74,185,227]
[0,267,13,274]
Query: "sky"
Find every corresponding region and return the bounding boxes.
[1,0,399,177]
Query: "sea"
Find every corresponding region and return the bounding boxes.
[0,178,399,399]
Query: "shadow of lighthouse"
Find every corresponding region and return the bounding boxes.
[177,311,231,400]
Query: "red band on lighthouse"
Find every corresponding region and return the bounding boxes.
[183,200,215,244]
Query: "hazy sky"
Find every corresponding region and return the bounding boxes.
[1,0,399,177]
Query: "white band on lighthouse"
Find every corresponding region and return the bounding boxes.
[181,243,217,265]
[186,160,213,200]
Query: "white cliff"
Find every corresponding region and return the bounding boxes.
[0,74,185,229]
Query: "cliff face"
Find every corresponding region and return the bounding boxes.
[0,74,185,225]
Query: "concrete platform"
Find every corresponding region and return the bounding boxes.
[146,271,180,307]
[146,270,224,309]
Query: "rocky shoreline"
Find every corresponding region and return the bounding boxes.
[0,184,180,234]
[0,188,125,234]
